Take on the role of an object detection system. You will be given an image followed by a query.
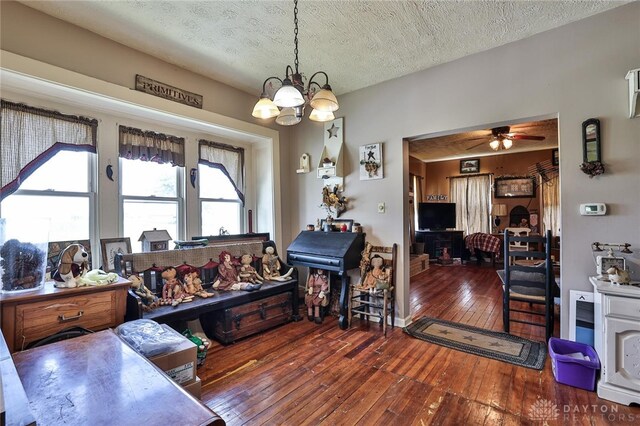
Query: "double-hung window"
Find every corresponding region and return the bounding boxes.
[0,100,97,241]
[119,126,184,252]
[198,140,245,236]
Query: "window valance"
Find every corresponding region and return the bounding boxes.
[119,125,185,166]
[0,99,98,200]
[198,140,245,204]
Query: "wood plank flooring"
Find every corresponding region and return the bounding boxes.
[199,263,639,425]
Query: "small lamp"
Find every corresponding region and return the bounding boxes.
[492,203,507,230]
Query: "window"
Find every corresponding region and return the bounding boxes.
[199,164,242,235]
[1,150,93,240]
[121,158,181,252]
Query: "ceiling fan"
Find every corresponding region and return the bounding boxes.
[466,126,545,151]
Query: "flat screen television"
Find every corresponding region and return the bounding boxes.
[418,202,456,230]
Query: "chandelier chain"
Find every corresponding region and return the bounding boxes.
[293,0,299,75]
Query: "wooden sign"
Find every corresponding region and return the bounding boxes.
[135,75,202,109]
[426,194,448,201]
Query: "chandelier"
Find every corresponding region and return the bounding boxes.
[251,0,339,126]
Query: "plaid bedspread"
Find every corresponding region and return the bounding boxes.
[465,233,501,254]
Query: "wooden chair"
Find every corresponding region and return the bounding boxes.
[348,243,397,337]
[498,229,554,341]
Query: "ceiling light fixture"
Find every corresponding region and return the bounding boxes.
[490,137,513,151]
[251,0,339,126]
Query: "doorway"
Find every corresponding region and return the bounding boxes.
[405,116,560,323]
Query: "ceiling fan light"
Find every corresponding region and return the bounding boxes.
[502,138,513,149]
[273,80,305,108]
[275,107,302,126]
[309,87,339,112]
[489,139,500,151]
[252,97,280,119]
[309,108,335,122]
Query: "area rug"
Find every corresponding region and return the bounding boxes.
[404,317,547,370]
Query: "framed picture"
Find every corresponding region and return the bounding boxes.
[597,256,626,276]
[320,218,354,232]
[359,143,383,180]
[551,149,559,166]
[100,237,132,272]
[460,159,480,174]
[494,176,536,198]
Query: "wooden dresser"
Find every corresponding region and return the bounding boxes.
[0,277,130,353]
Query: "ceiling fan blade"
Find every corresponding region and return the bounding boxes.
[466,141,486,150]
[508,134,545,141]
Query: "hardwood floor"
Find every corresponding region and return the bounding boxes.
[199,263,639,425]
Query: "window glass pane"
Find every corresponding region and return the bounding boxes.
[1,195,90,240]
[198,164,239,200]
[121,158,177,197]
[19,150,89,192]
[201,201,240,236]
[123,200,178,252]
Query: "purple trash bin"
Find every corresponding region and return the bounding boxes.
[548,337,600,391]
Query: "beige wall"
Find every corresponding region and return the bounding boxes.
[291,3,640,334]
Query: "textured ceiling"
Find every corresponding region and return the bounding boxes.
[409,118,558,162]
[20,1,627,97]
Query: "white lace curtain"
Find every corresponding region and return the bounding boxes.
[542,176,560,237]
[450,174,491,235]
[118,125,184,166]
[199,140,245,204]
[0,100,97,200]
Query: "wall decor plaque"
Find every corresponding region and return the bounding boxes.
[135,75,203,109]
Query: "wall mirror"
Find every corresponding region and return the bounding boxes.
[582,118,601,163]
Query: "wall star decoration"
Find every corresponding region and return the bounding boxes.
[327,123,339,138]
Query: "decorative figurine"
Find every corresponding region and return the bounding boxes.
[160,266,192,306]
[183,270,214,298]
[438,247,453,265]
[607,266,631,285]
[261,246,293,281]
[212,251,261,291]
[238,254,263,284]
[129,274,158,311]
[357,254,391,291]
[305,268,330,324]
[53,243,89,288]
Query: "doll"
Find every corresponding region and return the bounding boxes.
[358,254,391,291]
[238,254,263,283]
[129,274,158,311]
[305,268,330,324]
[183,270,214,298]
[160,267,192,306]
[261,246,293,281]
[212,251,261,291]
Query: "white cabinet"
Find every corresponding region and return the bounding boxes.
[591,276,640,405]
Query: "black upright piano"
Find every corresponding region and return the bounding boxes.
[287,231,365,329]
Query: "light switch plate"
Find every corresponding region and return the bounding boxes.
[378,202,385,213]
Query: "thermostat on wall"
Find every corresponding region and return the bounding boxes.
[579,203,607,216]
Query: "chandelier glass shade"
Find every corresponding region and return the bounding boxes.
[490,137,513,151]
[251,0,339,125]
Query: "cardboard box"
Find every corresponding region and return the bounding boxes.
[182,376,202,399]
[148,325,197,385]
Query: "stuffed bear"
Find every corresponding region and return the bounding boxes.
[129,274,158,310]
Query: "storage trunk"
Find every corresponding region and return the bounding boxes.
[209,292,292,344]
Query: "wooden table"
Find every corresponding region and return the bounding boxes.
[12,329,224,426]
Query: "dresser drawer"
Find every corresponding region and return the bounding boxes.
[605,295,640,320]
[15,291,117,349]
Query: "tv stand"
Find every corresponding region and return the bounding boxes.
[415,230,464,260]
